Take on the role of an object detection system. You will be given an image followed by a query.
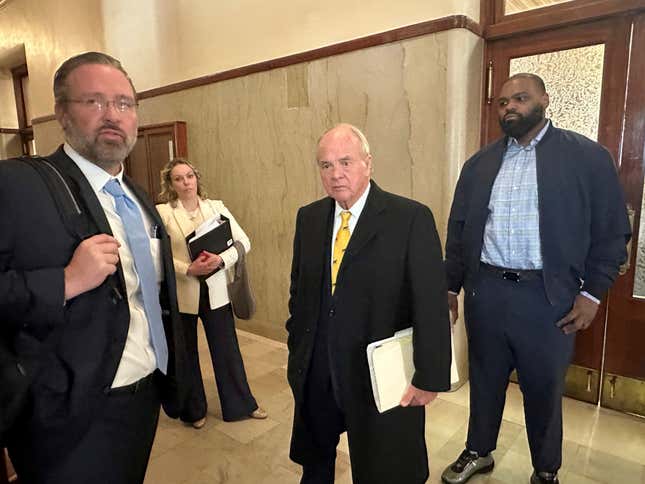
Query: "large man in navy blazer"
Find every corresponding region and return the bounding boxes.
[286,124,451,483]
[441,74,630,484]
[0,52,188,483]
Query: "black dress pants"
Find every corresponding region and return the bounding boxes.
[299,360,346,484]
[9,372,161,484]
[464,269,575,473]
[181,284,257,422]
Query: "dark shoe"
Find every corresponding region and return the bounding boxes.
[530,471,559,483]
[441,449,494,484]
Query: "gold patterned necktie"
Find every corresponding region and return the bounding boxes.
[331,211,352,294]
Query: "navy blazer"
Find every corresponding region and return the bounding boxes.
[0,147,188,464]
[445,123,631,306]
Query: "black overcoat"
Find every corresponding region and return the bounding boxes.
[0,146,188,464]
[286,181,451,483]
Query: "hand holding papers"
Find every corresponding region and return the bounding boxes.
[367,327,460,413]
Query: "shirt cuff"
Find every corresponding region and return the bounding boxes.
[448,290,459,296]
[580,291,600,304]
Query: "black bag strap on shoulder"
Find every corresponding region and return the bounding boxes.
[20,156,88,240]
[1,156,87,446]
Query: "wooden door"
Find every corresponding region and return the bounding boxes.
[600,13,645,416]
[483,16,639,409]
[125,121,187,203]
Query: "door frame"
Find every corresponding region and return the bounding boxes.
[601,13,645,416]
[479,15,633,405]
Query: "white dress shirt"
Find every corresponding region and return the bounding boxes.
[64,143,162,387]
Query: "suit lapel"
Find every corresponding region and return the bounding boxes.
[304,198,335,298]
[339,181,385,275]
[46,146,128,295]
[47,146,113,236]
[474,140,506,221]
[199,198,219,219]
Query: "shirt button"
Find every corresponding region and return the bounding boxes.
[329,308,336,317]
[305,327,311,333]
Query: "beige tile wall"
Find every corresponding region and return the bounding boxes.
[0,133,22,159]
[28,30,483,376]
[132,29,484,345]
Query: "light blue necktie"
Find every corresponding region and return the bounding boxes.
[103,178,168,374]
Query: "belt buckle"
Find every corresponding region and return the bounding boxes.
[502,271,520,282]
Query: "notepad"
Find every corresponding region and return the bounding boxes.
[367,327,460,413]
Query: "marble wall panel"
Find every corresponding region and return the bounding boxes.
[136,29,483,343]
[32,120,64,156]
[0,133,22,159]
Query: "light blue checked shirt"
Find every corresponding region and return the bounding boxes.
[480,121,550,270]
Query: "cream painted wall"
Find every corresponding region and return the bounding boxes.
[106,0,480,91]
[2,0,479,120]
[102,0,179,93]
[0,0,104,119]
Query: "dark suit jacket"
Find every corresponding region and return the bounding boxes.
[286,181,451,482]
[445,124,631,305]
[0,147,188,463]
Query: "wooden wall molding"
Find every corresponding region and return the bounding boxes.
[486,0,645,39]
[31,14,480,125]
[137,15,481,101]
[31,113,56,125]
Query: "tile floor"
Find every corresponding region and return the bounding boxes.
[144,329,645,484]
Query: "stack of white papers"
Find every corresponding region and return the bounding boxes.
[366,327,460,413]
[188,215,222,244]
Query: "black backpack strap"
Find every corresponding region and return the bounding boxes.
[2,157,91,443]
[20,156,89,240]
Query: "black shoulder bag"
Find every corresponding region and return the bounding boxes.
[0,156,86,446]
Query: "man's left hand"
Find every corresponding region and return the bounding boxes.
[400,384,437,407]
[556,294,599,334]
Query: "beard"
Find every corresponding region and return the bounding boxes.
[499,104,545,140]
[64,120,137,173]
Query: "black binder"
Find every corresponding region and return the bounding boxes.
[185,215,234,261]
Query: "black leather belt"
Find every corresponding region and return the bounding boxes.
[107,372,155,396]
[480,262,542,282]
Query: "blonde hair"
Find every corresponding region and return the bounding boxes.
[158,158,207,205]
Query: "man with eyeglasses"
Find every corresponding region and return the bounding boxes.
[0,52,188,483]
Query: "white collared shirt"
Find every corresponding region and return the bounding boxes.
[64,143,162,387]
[329,181,371,272]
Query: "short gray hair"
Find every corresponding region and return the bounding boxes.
[53,51,136,103]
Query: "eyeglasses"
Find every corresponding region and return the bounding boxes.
[64,96,138,113]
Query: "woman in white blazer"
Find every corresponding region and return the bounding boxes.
[157,158,266,428]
